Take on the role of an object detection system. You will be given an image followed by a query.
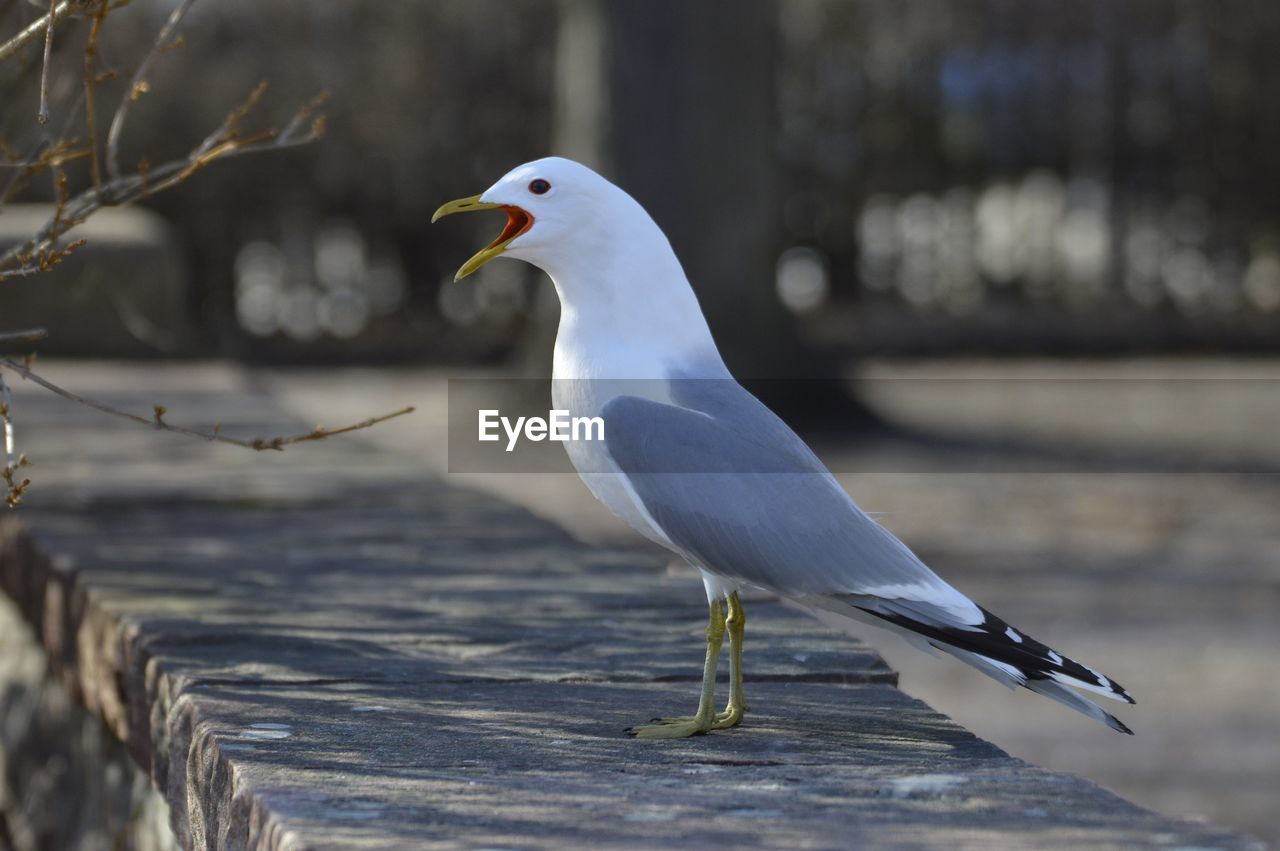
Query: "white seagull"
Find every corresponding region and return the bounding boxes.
[433,157,1134,739]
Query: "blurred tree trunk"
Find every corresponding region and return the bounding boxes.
[548,0,873,425]
[601,0,787,380]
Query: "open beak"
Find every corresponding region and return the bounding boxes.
[431,194,534,281]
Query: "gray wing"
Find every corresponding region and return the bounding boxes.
[603,381,1137,733]
[600,380,978,621]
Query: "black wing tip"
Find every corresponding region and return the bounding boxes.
[857,603,1138,727]
[1098,675,1136,705]
[1108,714,1135,735]
[975,607,1137,704]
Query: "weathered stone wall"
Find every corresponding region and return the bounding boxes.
[0,597,178,851]
[0,364,1261,850]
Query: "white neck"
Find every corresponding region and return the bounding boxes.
[539,195,727,381]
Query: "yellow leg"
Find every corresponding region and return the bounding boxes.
[714,591,747,729]
[627,597,725,739]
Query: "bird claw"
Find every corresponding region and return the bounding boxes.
[714,704,746,728]
[626,705,745,739]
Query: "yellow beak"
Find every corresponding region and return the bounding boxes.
[431,193,533,281]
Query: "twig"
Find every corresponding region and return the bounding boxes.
[1,89,86,208]
[81,0,110,193]
[277,89,329,143]
[0,0,73,65]
[0,357,414,452]
[0,328,49,349]
[1,371,30,507]
[0,143,92,170]
[105,0,197,181]
[1,372,14,466]
[2,0,324,280]
[38,0,58,123]
[1,89,325,280]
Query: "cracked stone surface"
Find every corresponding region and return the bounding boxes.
[0,363,1261,849]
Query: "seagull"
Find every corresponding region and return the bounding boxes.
[432,157,1134,739]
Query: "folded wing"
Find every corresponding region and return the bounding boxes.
[600,379,1133,732]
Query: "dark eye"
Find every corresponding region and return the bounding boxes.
[528,178,551,195]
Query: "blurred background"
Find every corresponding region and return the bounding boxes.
[8,0,1280,366]
[2,0,1278,844]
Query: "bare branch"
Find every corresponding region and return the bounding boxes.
[3,1,325,284]
[0,0,73,66]
[1,371,31,507]
[0,1,396,508]
[0,142,92,170]
[1,89,87,208]
[0,328,49,349]
[191,79,268,158]
[81,0,111,193]
[0,357,415,453]
[1,372,14,466]
[38,0,58,123]
[0,91,323,280]
[278,89,330,142]
[105,0,197,181]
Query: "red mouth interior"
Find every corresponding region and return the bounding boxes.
[486,206,534,249]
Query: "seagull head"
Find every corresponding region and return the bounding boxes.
[432,156,661,284]
[432,156,719,364]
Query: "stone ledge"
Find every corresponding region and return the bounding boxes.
[0,367,1261,850]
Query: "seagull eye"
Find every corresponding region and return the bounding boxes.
[528,178,551,195]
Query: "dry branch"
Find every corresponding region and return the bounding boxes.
[0,89,325,280]
[81,0,112,190]
[105,0,196,180]
[0,357,415,454]
[0,0,76,65]
[2,0,326,280]
[0,371,30,507]
[0,328,50,349]
[0,0,408,509]
[38,0,59,122]
[0,141,93,171]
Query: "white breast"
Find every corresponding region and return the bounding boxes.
[551,334,681,550]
